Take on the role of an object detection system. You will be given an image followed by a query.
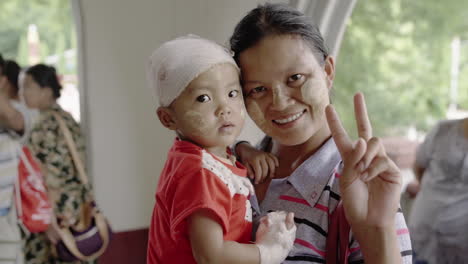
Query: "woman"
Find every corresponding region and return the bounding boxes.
[230,4,412,263]
[0,57,39,264]
[410,117,468,263]
[21,64,94,264]
[0,58,38,139]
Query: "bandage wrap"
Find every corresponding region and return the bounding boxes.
[256,211,297,264]
[146,34,239,107]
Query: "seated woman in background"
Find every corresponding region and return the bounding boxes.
[409,117,468,264]
[21,64,95,264]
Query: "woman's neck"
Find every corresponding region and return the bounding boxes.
[270,126,331,178]
[39,98,56,111]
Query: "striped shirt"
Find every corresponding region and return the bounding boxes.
[251,137,412,263]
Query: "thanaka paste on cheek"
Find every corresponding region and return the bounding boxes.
[300,77,328,122]
[180,110,209,136]
[239,106,246,119]
[245,100,273,135]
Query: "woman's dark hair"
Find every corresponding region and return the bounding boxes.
[26,64,62,98]
[230,3,329,65]
[3,60,21,96]
[0,54,4,75]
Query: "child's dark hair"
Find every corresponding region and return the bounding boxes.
[2,60,21,96]
[230,3,329,65]
[26,64,62,98]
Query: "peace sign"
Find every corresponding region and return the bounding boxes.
[325,92,402,228]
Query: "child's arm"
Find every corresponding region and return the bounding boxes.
[235,141,278,184]
[188,209,295,264]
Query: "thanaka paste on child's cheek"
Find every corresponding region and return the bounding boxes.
[181,110,209,136]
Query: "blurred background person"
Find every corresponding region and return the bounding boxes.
[409,117,468,264]
[0,54,39,264]
[0,55,39,137]
[21,64,95,264]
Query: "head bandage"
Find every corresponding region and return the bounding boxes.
[146,34,239,107]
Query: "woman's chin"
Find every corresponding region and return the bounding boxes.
[272,132,311,147]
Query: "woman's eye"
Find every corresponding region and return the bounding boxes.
[196,94,211,102]
[228,90,239,98]
[247,86,266,97]
[288,74,304,83]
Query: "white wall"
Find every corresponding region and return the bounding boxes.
[75,0,287,232]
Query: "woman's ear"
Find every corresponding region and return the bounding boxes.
[157,107,177,130]
[324,56,335,90]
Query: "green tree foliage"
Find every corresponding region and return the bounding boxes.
[334,0,468,137]
[0,0,75,73]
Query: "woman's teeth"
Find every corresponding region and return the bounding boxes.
[274,111,304,124]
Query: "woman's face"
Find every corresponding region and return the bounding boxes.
[239,34,335,146]
[21,74,47,109]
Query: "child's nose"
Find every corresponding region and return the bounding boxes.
[216,104,232,117]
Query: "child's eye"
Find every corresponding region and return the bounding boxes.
[196,95,211,102]
[287,74,304,83]
[228,90,239,98]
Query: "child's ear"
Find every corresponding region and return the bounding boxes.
[157,107,177,130]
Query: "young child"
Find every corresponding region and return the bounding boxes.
[146,35,296,264]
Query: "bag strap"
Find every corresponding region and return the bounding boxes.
[52,112,111,261]
[326,201,351,264]
[51,112,88,185]
[57,211,110,261]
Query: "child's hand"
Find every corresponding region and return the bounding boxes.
[255,211,296,264]
[236,142,279,184]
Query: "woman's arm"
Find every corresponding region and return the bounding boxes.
[325,93,405,263]
[188,209,260,264]
[352,225,402,264]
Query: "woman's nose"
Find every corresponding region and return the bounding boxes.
[271,84,289,110]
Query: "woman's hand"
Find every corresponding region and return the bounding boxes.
[236,142,279,184]
[325,92,402,228]
[45,219,61,245]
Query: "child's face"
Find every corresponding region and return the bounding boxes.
[168,63,245,153]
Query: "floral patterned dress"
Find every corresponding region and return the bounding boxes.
[23,104,95,264]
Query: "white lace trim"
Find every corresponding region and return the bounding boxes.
[201,150,253,222]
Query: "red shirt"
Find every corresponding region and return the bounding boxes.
[147,139,253,264]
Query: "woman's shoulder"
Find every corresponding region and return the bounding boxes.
[42,104,77,124]
[430,119,460,139]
